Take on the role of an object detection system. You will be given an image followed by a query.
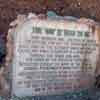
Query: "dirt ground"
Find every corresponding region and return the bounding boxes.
[0,0,100,34]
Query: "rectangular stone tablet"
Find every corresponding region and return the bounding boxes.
[7,15,100,97]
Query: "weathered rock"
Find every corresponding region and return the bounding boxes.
[0,0,100,33]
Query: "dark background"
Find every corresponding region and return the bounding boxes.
[0,0,100,34]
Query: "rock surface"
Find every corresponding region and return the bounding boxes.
[0,0,100,33]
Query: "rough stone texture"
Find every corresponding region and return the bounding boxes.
[0,0,100,97]
[0,0,100,33]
